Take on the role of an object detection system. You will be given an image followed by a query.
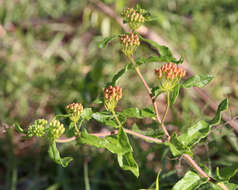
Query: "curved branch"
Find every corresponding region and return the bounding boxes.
[56,128,163,144]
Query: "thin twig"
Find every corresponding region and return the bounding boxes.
[128,56,170,139]
[56,136,76,143]
[182,154,228,190]
[182,154,211,179]
[56,128,163,143]
[129,57,153,97]
[123,128,162,143]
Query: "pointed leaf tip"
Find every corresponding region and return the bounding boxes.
[14,123,25,134]
[172,171,208,190]
[48,141,73,167]
[98,35,117,48]
[183,74,214,88]
[209,98,228,126]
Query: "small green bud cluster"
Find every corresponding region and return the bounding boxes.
[155,63,186,92]
[47,119,65,141]
[66,103,83,122]
[120,32,140,56]
[104,85,122,112]
[121,7,147,30]
[27,119,48,137]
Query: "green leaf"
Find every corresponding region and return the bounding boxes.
[78,127,139,177]
[176,57,184,64]
[78,128,129,154]
[92,97,103,104]
[172,171,208,190]
[170,84,181,105]
[81,108,93,121]
[166,134,192,157]
[182,74,214,88]
[98,35,117,48]
[136,56,183,66]
[178,120,210,147]
[136,56,171,65]
[92,111,125,128]
[147,16,159,22]
[48,141,73,167]
[209,98,228,126]
[140,36,172,57]
[14,123,26,134]
[139,36,183,64]
[117,152,139,178]
[210,182,238,190]
[151,87,163,98]
[176,99,228,149]
[117,127,139,177]
[221,183,238,190]
[111,63,132,86]
[121,107,155,119]
[216,164,238,181]
[117,126,133,152]
[132,123,163,139]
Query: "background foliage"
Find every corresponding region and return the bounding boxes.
[0,0,238,189]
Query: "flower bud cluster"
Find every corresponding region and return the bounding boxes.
[27,119,48,137]
[66,103,83,122]
[104,86,122,111]
[47,119,65,140]
[155,63,186,91]
[120,32,140,56]
[121,8,146,30]
[155,63,186,80]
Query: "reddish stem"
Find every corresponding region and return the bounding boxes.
[128,56,170,139]
[56,128,163,143]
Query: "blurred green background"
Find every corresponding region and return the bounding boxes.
[0,0,238,189]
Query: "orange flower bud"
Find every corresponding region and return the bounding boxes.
[155,63,186,91]
[104,86,122,111]
[120,32,140,56]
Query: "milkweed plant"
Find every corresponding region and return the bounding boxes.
[15,5,237,190]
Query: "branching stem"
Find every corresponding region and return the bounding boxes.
[55,132,226,189]
[112,110,122,127]
[183,154,228,190]
[128,55,170,139]
[56,128,163,144]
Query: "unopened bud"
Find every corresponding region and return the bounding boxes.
[104,85,122,111]
[47,119,65,140]
[27,119,48,137]
[121,7,147,30]
[155,63,186,91]
[66,103,83,122]
[120,32,140,56]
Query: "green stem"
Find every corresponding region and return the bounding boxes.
[161,91,170,125]
[74,119,84,136]
[112,110,122,127]
[74,122,80,135]
[84,160,91,190]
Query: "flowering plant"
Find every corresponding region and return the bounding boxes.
[14,6,237,190]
